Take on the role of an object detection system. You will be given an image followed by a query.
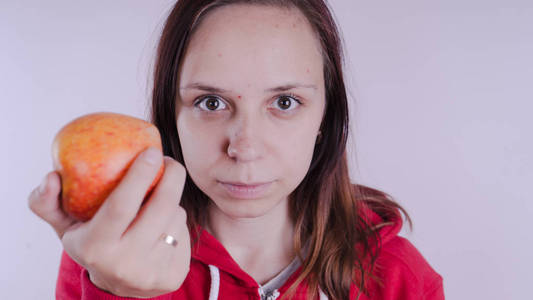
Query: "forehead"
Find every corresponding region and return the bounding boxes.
[179,4,324,90]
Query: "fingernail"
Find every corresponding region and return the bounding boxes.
[38,175,48,194]
[142,147,161,165]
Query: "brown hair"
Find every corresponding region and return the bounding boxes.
[150,1,412,299]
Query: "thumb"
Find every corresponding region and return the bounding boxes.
[28,171,76,238]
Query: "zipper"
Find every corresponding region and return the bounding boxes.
[258,287,280,300]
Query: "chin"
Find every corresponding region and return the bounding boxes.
[211,196,286,219]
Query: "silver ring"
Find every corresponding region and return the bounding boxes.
[161,234,178,247]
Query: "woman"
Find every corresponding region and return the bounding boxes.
[29,0,444,299]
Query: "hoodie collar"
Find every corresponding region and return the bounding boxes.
[191,227,260,288]
[190,200,402,287]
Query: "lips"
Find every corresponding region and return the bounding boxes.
[218,180,273,199]
[221,181,270,186]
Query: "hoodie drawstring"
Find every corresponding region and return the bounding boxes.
[208,264,329,300]
[208,265,220,300]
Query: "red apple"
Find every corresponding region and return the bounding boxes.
[52,112,165,221]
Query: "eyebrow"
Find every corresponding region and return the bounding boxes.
[179,82,318,93]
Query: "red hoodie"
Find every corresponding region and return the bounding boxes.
[56,203,444,299]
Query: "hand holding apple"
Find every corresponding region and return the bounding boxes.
[28,112,192,297]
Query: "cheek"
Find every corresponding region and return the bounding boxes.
[177,114,222,179]
[277,127,318,182]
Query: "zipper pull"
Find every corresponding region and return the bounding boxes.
[267,290,280,300]
[258,287,280,300]
[259,288,279,300]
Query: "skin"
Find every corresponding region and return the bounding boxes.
[176,4,325,284]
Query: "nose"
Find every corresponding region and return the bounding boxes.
[226,112,264,163]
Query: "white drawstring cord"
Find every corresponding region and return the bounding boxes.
[208,265,220,300]
[318,288,329,300]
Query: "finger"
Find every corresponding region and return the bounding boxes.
[161,206,190,286]
[90,147,164,241]
[28,171,77,238]
[125,157,187,242]
[151,205,189,266]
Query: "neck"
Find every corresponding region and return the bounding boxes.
[205,198,295,284]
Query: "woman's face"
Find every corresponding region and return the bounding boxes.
[176,4,325,218]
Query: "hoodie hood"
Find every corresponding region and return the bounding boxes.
[359,200,404,246]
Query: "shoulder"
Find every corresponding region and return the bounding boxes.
[365,236,444,299]
[352,192,444,299]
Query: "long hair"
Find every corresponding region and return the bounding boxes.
[150,1,412,299]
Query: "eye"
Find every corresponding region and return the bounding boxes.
[272,94,302,111]
[195,95,227,111]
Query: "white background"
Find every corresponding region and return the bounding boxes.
[1,0,531,299]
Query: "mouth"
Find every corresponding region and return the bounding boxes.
[217,180,273,199]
